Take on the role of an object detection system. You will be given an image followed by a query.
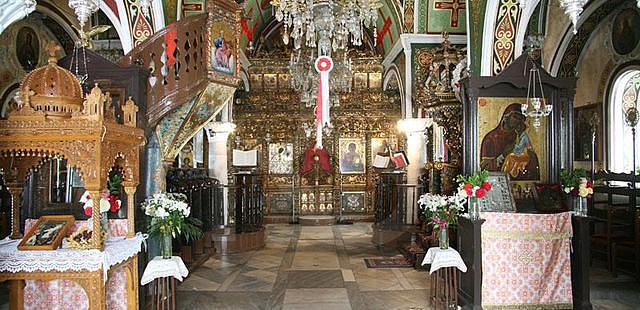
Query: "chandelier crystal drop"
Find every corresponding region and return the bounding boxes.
[521,62,551,129]
[68,0,100,33]
[559,0,588,35]
[272,0,381,55]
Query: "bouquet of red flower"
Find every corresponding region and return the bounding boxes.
[456,170,492,199]
[79,174,123,217]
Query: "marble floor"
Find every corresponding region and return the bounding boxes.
[0,223,639,309]
[176,224,429,310]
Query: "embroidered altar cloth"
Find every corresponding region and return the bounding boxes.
[0,234,144,281]
[481,212,573,308]
[0,219,142,310]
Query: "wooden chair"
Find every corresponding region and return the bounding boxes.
[590,171,637,271]
[612,209,640,280]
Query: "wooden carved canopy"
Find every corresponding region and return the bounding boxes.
[415,34,466,162]
[0,70,144,247]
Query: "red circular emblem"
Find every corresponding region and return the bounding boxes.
[315,56,333,73]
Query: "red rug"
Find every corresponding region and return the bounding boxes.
[364,256,413,268]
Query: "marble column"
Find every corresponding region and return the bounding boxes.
[398,118,431,224]
[143,132,166,197]
[206,122,235,226]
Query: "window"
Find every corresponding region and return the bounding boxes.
[609,69,640,173]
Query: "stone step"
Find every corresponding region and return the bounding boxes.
[298,215,336,226]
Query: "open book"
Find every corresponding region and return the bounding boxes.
[372,155,391,169]
[390,151,409,169]
[232,149,258,167]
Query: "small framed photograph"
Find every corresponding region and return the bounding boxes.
[18,215,75,251]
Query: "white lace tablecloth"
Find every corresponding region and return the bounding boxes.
[141,256,189,285]
[0,234,145,282]
[421,247,467,274]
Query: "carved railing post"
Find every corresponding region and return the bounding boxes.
[7,185,23,239]
[88,189,103,249]
[124,186,136,238]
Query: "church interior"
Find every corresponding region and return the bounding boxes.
[0,0,640,309]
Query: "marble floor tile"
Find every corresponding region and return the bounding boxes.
[359,289,429,310]
[286,270,345,288]
[176,273,222,291]
[299,226,335,240]
[354,269,407,291]
[283,288,350,304]
[341,269,356,282]
[282,303,352,310]
[177,291,270,310]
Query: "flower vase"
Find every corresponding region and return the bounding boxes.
[468,197,480,220]
[100,212,109,240]
[439,225,449,250]
[577,196,588,217]
[161,233,173,259]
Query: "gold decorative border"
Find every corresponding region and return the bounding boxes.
[484,303,572,310]
[483,230,573,240]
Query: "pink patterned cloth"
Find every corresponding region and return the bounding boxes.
[23,219,130,310]
[481,212,573,308]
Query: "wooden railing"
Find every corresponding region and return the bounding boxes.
[166,168,225,231]
[231,172,264,233]
[374,171,425,228]
[120,14,210,125]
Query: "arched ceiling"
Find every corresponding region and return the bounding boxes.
[239,0,403,56]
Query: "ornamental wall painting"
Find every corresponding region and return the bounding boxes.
[574,103,603,162]
[207,0,241,85]
[477,97,547,184]
[268,143,294,174]
[210,21,236,75]
[492,0,521,75]
[611,9,640,56]
[420,0,467,34]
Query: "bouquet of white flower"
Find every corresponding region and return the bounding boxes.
[141,193,202,255]
[418,193,466,230]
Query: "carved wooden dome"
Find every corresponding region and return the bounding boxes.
[20,43,83,118]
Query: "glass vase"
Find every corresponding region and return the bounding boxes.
[576,196,588,217]
[161,233,173,259]
[439,225,449,250]
[468,197,480,220]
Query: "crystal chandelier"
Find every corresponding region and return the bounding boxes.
[521,62,551,129]
[68,0,100,34]
[272,0,380,55]
[559,0,588,34]
[289,48,353,106]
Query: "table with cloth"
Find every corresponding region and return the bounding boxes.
[480,212,574,309]
[0,219,144,310]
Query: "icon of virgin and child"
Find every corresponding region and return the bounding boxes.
[211,30,235,74]
[480,103,540,180]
